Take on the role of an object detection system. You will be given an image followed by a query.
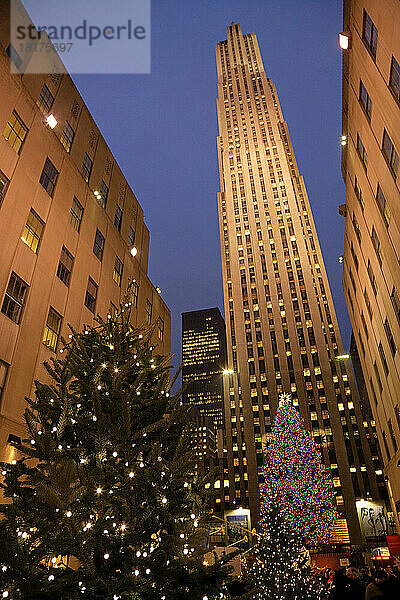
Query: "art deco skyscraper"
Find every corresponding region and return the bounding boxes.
[216,23,385,544]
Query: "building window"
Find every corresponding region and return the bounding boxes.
[43,307,62,352]
[39,158,59,196]
[367,260,377,295]
[357,134,368,170]
[376,184,390,227]
[70,197,83,232]
[382,129,399,178]
[130,281,139,307]
[99,180,109,208]
[129,226,135,246]
[378,342,389,377]
[359,80,372,120]
[57,246,74,286]
[21,209,44,253]
[352,212,361,244]
[158,318,164,341]
[354,176,364,210]
[384,317,397,357]
[93,229,105,261]
[391,287,400,326]
[114,204,123,231]
[82,153,93,183]
[6,43,22,70]
[84,277,98,313]
[0,360,9,402]
[113,256,123,287]
[362,10,378,58]
[0,170,10,207]
[60,121,75,153]
[371,226,382,265]
[3,110,28,154]
[37,84,54,114]
[109,302,118,319]
[145,299,152,324]
[1,272,28,324]
[389,55,400,104]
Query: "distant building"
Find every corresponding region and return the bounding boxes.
[340,0,400,529]
[182,308,227,430]
[215,22,384,544]
[0,2,170,465]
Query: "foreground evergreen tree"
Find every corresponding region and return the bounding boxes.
[0,305,231,600]
[248,394,337,599]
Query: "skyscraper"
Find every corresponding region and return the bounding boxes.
[216,23,384,544]
[339,0,400,529]
[182,307,227,429]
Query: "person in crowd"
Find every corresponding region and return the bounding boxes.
[365,567,400,600]
[329,566,365,600]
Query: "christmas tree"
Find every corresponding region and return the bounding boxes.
[250,504,319,600]
[247,394,337,600]
[260,394,337,546]
[0,303,231,600]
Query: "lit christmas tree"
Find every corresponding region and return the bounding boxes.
[0,304,231,600]
[261,393,337,546]
[248,394,337,599]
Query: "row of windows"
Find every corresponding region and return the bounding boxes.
[0,270,163,344]
[2,106,133,236]
[361,10,400,107]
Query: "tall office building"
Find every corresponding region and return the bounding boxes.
[182,307,227,429]
[216,23,385,544]
[0,3,170,466]
[340,0,400,528]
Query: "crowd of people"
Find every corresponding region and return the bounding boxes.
[316,561,400,600]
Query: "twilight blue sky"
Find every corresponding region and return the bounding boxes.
[73,0,349,368]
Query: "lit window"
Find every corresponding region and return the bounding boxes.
[82,152,93,183]
[43,307,62,351]
[39,157,59,196]
[37,84,54,114]
[113,256,123,287]
[130,281,139,307]
[21,209,44,253]
[93,229,105,261]
[60,121,75,153]
[3,110,28,154]
[0,170,10,207]
[145,299,152,325]
[114,204,123,231]
[84,277,98,314]
[57,246,74,287]
[1,272,28,324]
[158,318,164,341]
[69,197,83,232]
